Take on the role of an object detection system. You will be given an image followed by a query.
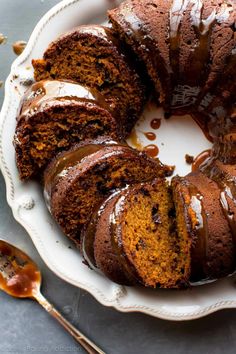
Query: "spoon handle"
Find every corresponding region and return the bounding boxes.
[34,291,105,354]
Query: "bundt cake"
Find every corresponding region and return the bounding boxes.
[32,25,146,135]
[82,180,190,288]
[44,142,171,245]
[14,80,121,180]
[13,0,236,289]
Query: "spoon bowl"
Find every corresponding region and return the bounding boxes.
[0,239,105,354]
[0,240,41,298]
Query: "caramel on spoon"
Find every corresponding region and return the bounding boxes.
[0,239,105,354]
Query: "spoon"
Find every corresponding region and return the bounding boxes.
[0,239,105,354]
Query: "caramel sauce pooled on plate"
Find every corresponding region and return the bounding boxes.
[144,144,159,158]
[144,132,156,141]
[0,241,40,298]
[150,118,161,130]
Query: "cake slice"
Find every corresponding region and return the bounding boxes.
[32,25,145,135]
[201,158,236,244]
[81,189,137,285]
[14,80,120,180]
[44,143,172,244]
[108,0,172,110]
[197,1,236,113]
[86,179,191,288]
[172,171,236,283]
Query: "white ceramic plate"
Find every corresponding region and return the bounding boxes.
[1,0,236,321]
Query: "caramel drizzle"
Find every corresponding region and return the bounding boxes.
[201,162,236,245]
[109,193,140,283]
[196,3,235,111]
[81,190,122,271]
[44,144,104,210]
[169,0,191,107]
[187,183,209,282]
[220,191,236,246]
[170,0,217,109]
[191,149,212,172]
[144,144,159,158]
[144,132,156,141]
[19,80,108,120]
[119,3,172,103]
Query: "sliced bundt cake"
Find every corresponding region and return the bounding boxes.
[44,143,172,245]
[12,0,236,289]
[32,25,146,135]
[14,80,120,180]
[87,179,190,288]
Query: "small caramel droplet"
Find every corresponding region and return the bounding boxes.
[0,33,7,45]
[144,144,159,158]
[150,118,161,130]
[192,149,212,172]
[144,132,156,141]
[12,41,27,56]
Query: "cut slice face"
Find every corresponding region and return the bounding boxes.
[32,25,146,136]
[45,144,171,244]
[14,80,120,180]
[108,179,191,288]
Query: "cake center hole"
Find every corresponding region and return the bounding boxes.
[127,105,212,176]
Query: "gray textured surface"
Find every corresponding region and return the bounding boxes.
[0,1,236,354]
